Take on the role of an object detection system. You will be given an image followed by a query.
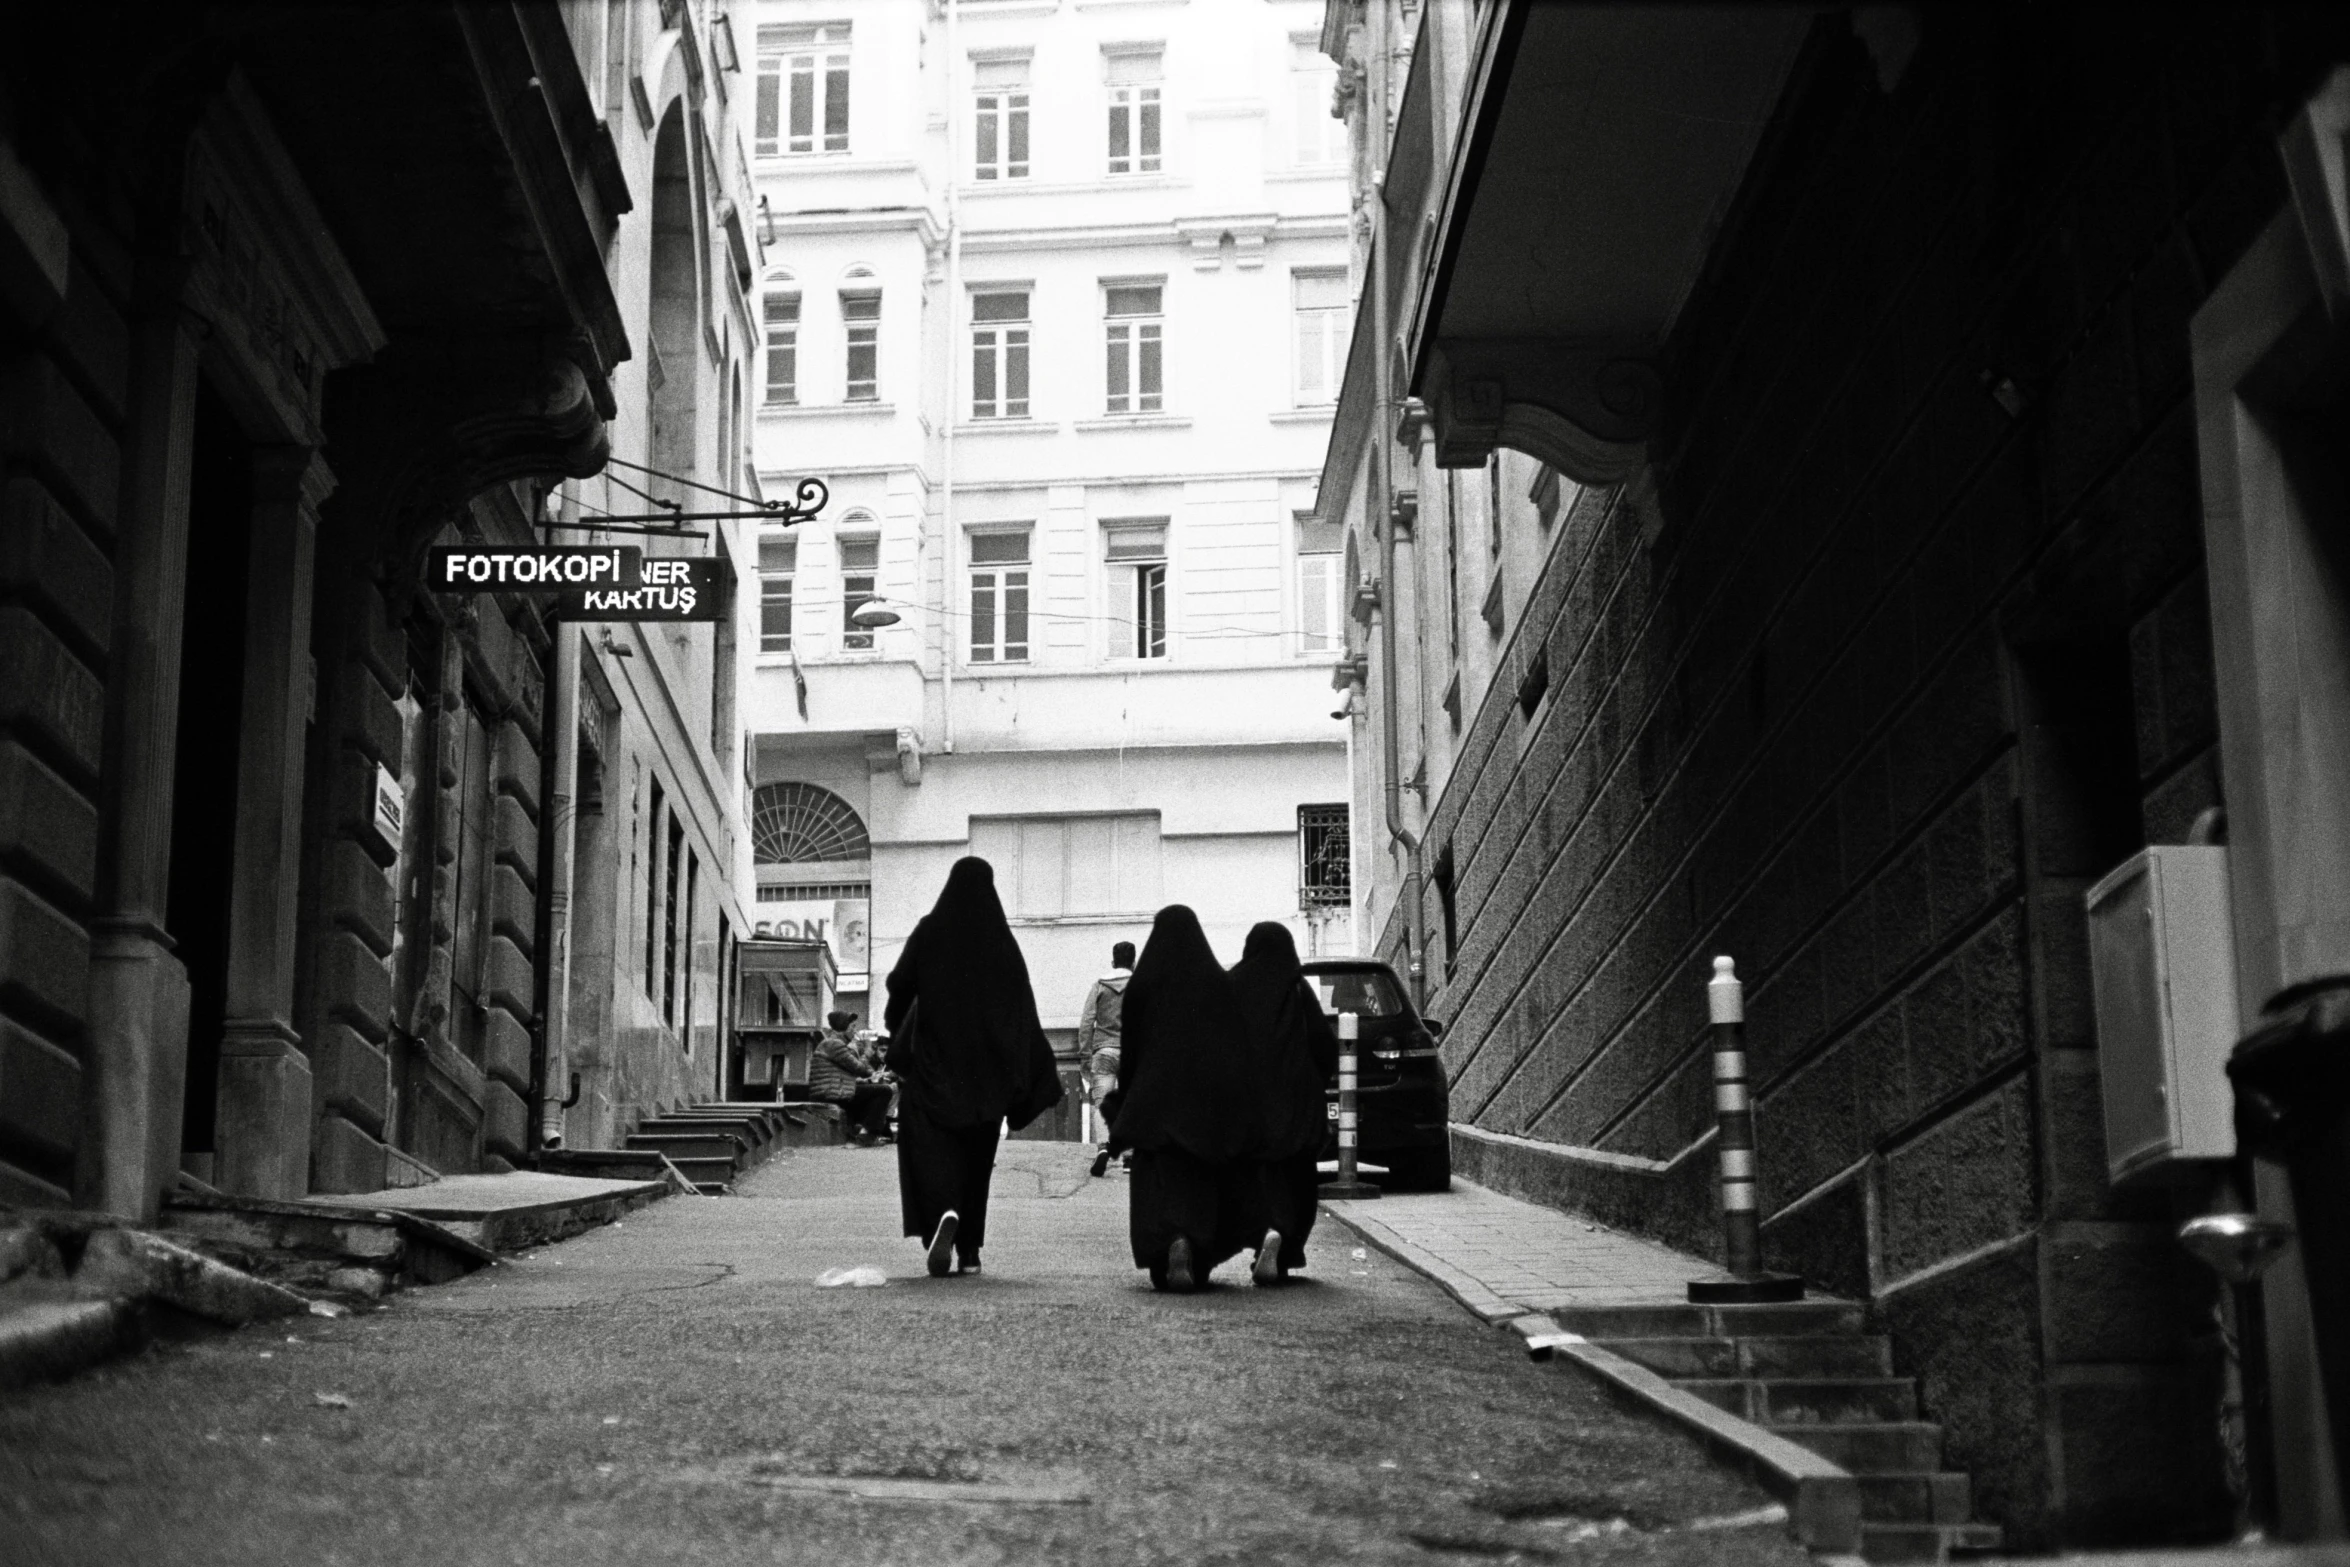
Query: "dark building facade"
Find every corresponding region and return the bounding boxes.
[1,4,756,1219]
[1322,2,2350,1549]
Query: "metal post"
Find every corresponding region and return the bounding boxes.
[1689,956,1802,1303]
[1324,1011,1380,1200]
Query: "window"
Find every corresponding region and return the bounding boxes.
[751,783,871,864]
[841,290,879,401]
[1293,271,1348,406]
[759,536,796,653]
[1106,521,1168,659]
[839,534,878,651]
[763,286,799,404]
[970,291,1030,419]
[664,811,686,1025]
[973,57,1030,180]
[1298,803,1350,910]
[757,23,850,156]
[1292,40,1346,166]
[1105,50,1162,175]
[644,775,665,995]
[969,814,1163,919]
[1297,515,1343,654]
[1104,283,1162,414]
[968,530,1031,664]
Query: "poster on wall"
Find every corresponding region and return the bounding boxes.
[755,897,870,988]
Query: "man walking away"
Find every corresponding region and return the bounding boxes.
[811,1010,893,1145]
[1079,942,1136,1177]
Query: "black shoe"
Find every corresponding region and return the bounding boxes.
[1089,1149,1111,1178]
[1252,1228,1284,1287]
[956,1254,981,1276]
[1166,1236,1195,1293]
[926,1211,959,1278]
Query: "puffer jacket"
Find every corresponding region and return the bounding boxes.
[807,1033,868,1102]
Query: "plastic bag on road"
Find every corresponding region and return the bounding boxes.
[815,1266,889,1288]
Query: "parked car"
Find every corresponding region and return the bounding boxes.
[1299,959,1452,1191]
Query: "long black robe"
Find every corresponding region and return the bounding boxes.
[1108,905,1262,1278]
[883,857,1062,1256]
[1230,922,1340,1272]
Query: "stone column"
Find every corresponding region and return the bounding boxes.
[79,272,202,1221]
[213,447,335,1198]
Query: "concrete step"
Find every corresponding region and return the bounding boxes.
[625,1133,748,1164]
[1547,1303,1711,1339]
[1706,1300,1868,1337]
[1770,1421,1946,1473]
[1736,1334,1894,1377]
[1858,1521,2003,1564]
[640,1115,772,1144]
[1677,1376,1918,1425]
[1602,1336,1737,1377]
[1856,1472,1974,1525]
[692,1182,732,1197]
[662,1156,739,1186]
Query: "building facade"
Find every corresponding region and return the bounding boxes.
[1319,0,2350,1550]
[0,0,759,1215]
[744,0,1354,1084]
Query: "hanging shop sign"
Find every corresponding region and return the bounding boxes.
[424,545,726,621]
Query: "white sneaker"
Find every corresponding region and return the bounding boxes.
[1252,1228,1284,1287]
[926,1211,959,1278]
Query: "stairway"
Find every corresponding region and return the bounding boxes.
[1547,1300,2001,1564]
[624,1102,803,1194]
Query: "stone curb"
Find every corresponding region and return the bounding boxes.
[0,1296,128,1392]
[1321,1201,1862,1557]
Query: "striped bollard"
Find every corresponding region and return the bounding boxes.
[1323,1010,1381,1200]
[1687,956,1802,1303]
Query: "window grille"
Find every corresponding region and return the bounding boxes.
[751,782,871,864]
[1298,804,1350,910]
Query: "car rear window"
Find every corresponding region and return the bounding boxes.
[1306,968,1407,1018]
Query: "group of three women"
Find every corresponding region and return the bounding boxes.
[880,857,1338,1289]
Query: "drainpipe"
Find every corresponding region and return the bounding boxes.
[940,0,959,753]
[539,612,582,1150]
[1369,0,1426,1008]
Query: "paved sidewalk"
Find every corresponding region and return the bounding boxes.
[1323,1179,1719,1323]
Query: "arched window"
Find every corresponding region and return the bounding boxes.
[752,782,870,864]
[763,269,800,405]
[841,266,881,402]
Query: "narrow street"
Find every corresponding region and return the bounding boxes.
[2,1147,1806,1567]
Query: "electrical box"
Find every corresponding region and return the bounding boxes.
[2085,845,2241,1183]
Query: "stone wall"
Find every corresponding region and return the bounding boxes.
[1417,11,2350,1548]
[0,318,121,1204]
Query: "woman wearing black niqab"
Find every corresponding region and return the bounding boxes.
[1229,921,1339,1284]
[1106,905,1259,1291]
[883,857,1063,1277]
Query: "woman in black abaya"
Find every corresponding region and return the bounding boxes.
[1105,905,1260,1291]
[1229,921,1339,1285]
[883,857,1063,1277]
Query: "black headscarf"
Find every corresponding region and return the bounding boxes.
[1229,922,1339,1160]
[883,857,1063,1130]
[1106,905,1254,1161]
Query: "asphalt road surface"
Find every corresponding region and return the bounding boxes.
[2,1140,1810,1567]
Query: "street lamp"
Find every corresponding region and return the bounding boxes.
[850,596,904,629]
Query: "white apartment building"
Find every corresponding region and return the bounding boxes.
[743,0,1356,1069]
